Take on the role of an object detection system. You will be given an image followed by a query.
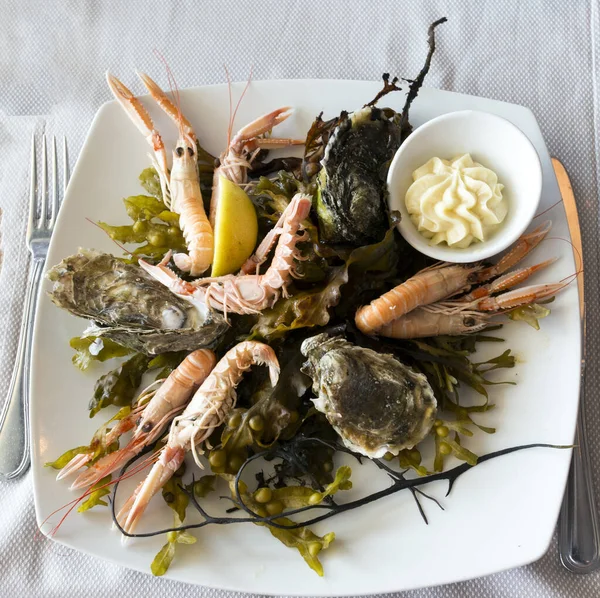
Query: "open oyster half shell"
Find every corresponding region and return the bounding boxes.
[47,249,228,354]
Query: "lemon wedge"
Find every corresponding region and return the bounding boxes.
[211,176,258,277]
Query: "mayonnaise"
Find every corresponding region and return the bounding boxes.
[404,154,507,248]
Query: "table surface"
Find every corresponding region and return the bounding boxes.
[1,1,599,596]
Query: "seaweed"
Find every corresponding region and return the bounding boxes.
[249,156,303,180]
[88,354,152,417]
[96,192,187,263]
[399,17,447,141]
[301,18,447,246]
[364,73,403,108]
[110,438,566,577]
[69,336,133,371]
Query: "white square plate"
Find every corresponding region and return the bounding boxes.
[31,79,580,595]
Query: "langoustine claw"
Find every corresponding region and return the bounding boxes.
[211,104,304,226]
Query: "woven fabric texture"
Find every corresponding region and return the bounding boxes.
[1,1,599,596]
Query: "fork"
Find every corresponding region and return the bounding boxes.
[0,135,69,479]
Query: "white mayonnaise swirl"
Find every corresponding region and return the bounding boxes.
[405,154,507,248]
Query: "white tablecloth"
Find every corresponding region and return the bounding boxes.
[1,1,600,596]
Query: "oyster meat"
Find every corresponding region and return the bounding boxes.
[47,249,228,354]
[301,333,437,458]
[315,106,401,246]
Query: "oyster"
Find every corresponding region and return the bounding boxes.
[315,107,402,246]
[301,334,437,458]
[47,249,228,354]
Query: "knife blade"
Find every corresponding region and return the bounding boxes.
[552,158,584,315]
[553,157,600,574]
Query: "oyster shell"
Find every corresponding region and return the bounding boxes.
[47,249,228,354]
[301,333,437,458]
[315,107,402,246]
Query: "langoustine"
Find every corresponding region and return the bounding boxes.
[57,349,217,491]
[107,72,214,276]
[107,71,303,277]
[210,92,304,227]
[355,221,566,339]
[116,341,279,535]
[139,193,312,316]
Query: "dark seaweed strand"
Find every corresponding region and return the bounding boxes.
[372,456,441,525]
[229,440,567,528]
[111,440,567,538]
[231,438,346,510]
[399,17,448,141]
[364,74,403,108]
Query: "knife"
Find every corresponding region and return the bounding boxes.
[553,157,600,573]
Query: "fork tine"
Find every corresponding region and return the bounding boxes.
[28,134,37,236]
[39,135,48,227]
[48,136,59,230]
[63,136,69,193]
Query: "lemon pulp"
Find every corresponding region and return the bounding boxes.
[211,176,258,277]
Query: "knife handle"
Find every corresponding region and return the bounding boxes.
[558,357,600,573]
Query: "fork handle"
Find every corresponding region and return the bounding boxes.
[558,365,600,573]
[0,257,45,479]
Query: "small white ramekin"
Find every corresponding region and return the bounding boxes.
[387,110,542,263]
